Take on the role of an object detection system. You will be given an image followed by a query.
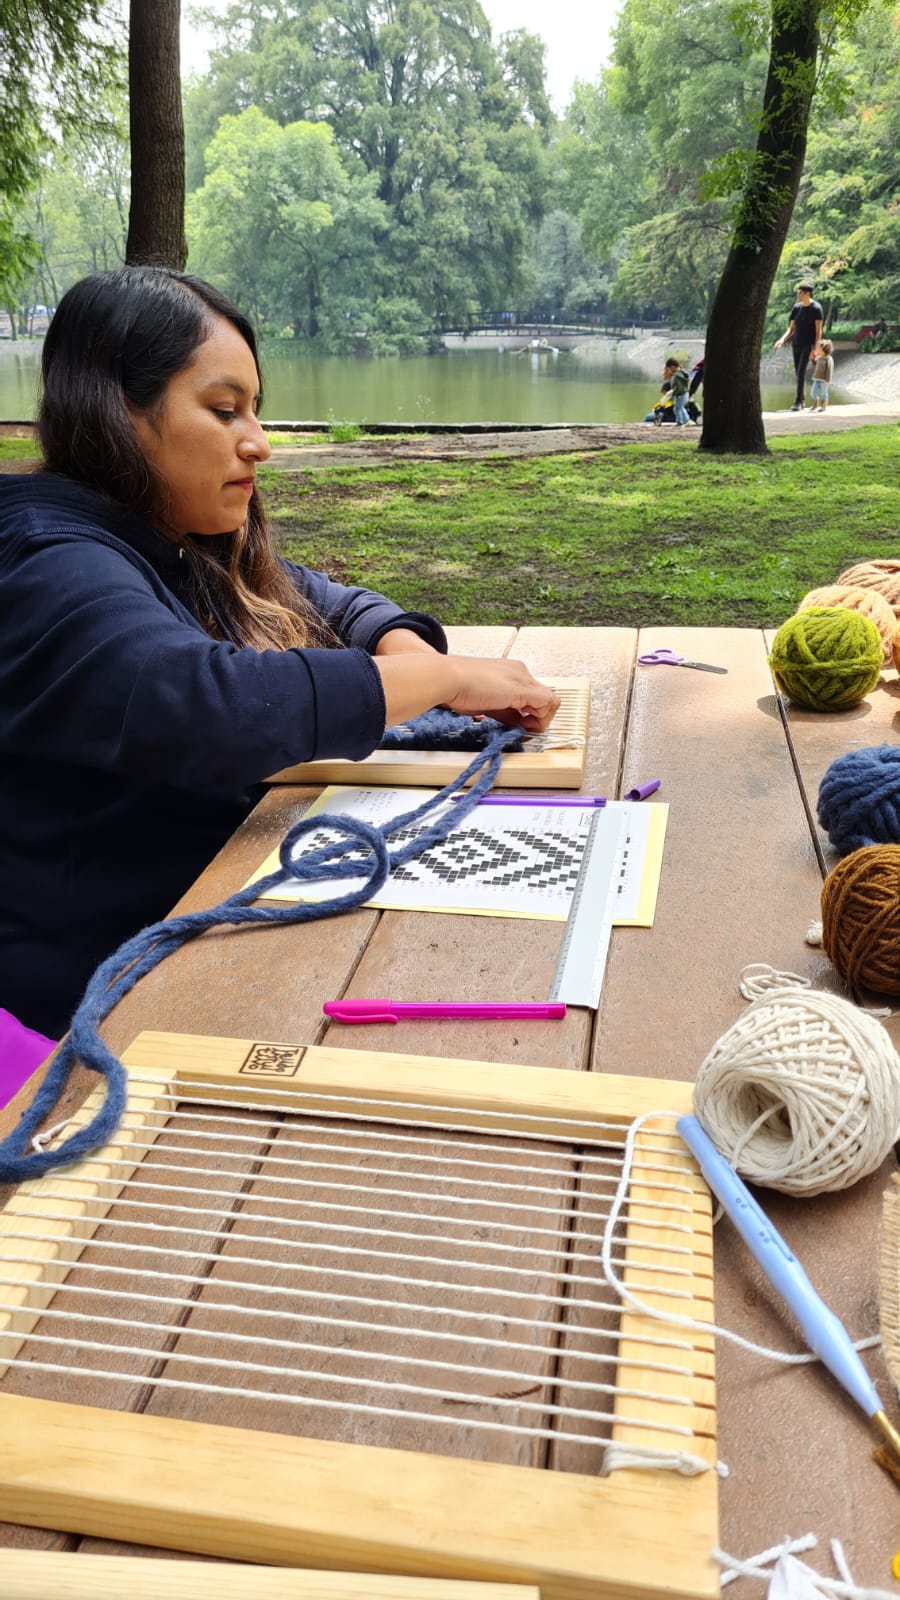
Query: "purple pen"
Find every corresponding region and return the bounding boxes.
[324,999,567,1024]
[450,793,606,807]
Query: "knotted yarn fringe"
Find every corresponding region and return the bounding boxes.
[716,1535,896,1599]
[0,727,522,1184]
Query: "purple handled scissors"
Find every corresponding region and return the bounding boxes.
[638,646,727,674]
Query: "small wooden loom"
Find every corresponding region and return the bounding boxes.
[267,677,590,789]
[0,1033,718,1600]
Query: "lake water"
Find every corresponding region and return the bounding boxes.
[0,340,805,425]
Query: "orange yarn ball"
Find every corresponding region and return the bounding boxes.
[837,560,900,620]
[797,583,897,664]
[821,844,900,995]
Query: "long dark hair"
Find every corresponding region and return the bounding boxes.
[38,266,331,650]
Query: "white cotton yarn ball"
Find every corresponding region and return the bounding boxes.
[693,982,900,1196]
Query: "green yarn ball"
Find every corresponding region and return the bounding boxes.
[767,607,882,711]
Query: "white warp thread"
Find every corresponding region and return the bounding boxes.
[599,1112,881,1477]
[692,967,900,1195]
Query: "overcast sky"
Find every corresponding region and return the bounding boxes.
[180,1,624,112]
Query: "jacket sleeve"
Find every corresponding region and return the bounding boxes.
[0,533,389,790]
[283,560,448,654]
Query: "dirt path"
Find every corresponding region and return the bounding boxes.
[3,401,898,474]
[265,402,900,469]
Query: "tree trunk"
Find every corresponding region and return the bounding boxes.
[126,0,186,268]
[699,1,821,455]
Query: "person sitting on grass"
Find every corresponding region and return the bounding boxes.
[0,266,559,1039]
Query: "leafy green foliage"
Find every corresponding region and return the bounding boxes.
[183,0,551,345]
[14,76,129,315]
[0,0,123,303]
[187,107,383,340]
[523,210,610,320]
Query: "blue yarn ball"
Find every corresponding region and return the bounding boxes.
[817,743,900,853]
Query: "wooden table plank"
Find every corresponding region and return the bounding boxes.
[586,625,898,1588]
[443,627,518,657]
[595,625,837,1081]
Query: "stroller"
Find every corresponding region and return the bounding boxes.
[653,392,701,425]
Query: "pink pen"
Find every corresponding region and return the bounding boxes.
[323,999,566,1024]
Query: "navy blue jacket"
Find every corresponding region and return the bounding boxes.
[0,474,446,1035]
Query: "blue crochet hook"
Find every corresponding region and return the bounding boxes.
[678,1114,900,1472]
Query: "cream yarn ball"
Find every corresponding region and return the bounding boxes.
[693,978,900,1195]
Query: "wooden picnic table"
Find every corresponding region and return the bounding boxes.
[1,624,898,1592]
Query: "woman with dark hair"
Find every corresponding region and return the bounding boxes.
[0,266,558,1037]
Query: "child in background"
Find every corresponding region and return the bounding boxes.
[662,357,691,426]
[809,340,834,413]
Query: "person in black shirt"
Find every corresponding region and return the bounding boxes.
[774,283,823,410]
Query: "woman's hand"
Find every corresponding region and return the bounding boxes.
[374,651,560,733]
[441,656,560,731]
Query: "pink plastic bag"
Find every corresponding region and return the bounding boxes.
[0,1008,56,1109]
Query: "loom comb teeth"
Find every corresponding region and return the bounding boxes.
[522,733,586,752]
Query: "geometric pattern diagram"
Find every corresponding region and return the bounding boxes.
[390,826,583,890]
[293,821,586,894]
[0,1031,718,1600]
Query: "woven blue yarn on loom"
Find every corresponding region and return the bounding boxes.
[380,708,525,752]
[817,742,900,853]
[0,725,521,1185]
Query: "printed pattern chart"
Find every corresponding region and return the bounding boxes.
[250,788,663,923]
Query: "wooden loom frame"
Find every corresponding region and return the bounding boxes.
[0,1033,719,1600]
[267,677,591,790]
[0,1549,541,1600]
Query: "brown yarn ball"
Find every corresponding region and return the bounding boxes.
[837,560,900,620]
[821,844,900,995]
[797,583,897,664]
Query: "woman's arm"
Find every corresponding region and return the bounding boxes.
[285,563,446,654]
[373,644,560,732]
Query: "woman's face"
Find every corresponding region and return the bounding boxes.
[130,313,272,539]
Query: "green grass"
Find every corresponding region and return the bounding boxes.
[263,425,900,627]
[0,437,38,459]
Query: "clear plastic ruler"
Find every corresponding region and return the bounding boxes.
[548,808,628,1009]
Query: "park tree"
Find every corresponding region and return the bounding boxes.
[787,7,900,326]
[0,0,122,310]
[700,0,876,455]
[187,107,384,339]
[559,2,768,325]
[18,79,129,317]
[184,0,550,332]
[126,0,185,266]
[523,210,610,321]
[557,75,652,268]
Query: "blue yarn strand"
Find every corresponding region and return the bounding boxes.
[0,727,522,1183]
